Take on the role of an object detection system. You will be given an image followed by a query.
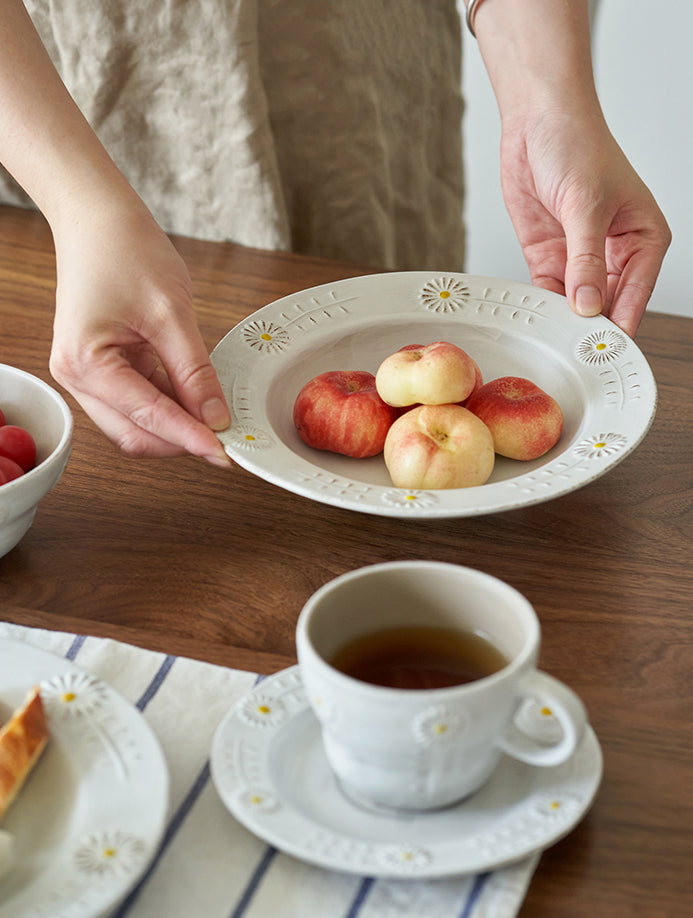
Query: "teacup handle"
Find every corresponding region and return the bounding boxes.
[496,670,587,767]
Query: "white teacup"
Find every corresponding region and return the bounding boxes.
[296,561,587,812]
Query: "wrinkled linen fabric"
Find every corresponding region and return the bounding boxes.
[0,0,465,270]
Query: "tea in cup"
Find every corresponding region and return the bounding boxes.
[296,561,587,811]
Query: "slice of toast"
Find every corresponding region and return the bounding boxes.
[0,686,49,822]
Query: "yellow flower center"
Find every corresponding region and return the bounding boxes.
[102,847,116,858]
[257,705,271,715]
[62,692,76,702]
[594,442,606,449]
[596,342,607,350]
[433,723,448,734]
[540,707,553,717]
[245,434,255,441]
[260,333,272,341]
[549,801,561,811]
[250,795,263,805]
[438,290,450,299]
[405,494,417,501]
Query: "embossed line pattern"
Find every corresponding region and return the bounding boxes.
[241,290,360,356]
[60,643,181,918]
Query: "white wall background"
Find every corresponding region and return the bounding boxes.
[461,0,693,319]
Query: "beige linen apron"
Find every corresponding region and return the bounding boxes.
[1,0,465,271]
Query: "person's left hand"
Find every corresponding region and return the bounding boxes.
[499,108,671,336]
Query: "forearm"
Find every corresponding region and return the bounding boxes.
[469,0,601,126]
[0,1,141,230]
[465,0,670,336]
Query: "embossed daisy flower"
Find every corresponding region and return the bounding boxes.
[310,693,337,723]
[226,425,274,451]
[419,276,469,313]
[513,697,564,745]
[574,433,628,459]
[242,320,290,354]
[575,329,628,365]
[74,830,146,877]
[40,672,109,719]
[413,705,467,745]
[237,693,287,728]
[379,843,433,873]
[381,489,439,511]
[236,787,280,814]
[532,792,582,823]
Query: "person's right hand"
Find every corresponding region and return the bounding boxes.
[49,201,231,465]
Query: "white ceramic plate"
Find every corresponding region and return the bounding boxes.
[211,667,603,879]
[0,639,169,918]
[211,272,657,519]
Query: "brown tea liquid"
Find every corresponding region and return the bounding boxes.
[329,625,508,690]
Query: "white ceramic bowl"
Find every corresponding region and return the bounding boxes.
[0,364,73,557]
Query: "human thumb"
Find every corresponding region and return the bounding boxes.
[564,218,609,320]
[152,311,231,434]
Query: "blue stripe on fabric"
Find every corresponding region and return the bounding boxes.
[112,669,265,916]
[65,633,86,660]
[228,846,279,918]
[136,654,176,711]
[111,760,212,917]
[224,671,278,917]
[343,877,375,918]
[458,872,491,918]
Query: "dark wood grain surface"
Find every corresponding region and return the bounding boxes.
[0,204,691,917]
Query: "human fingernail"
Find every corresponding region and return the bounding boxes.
[575,286,603,317]
[201,397,230,431]
[205,451,232,469]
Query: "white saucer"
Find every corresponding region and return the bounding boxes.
[211,667,602,879]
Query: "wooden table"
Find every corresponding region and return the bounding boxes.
[0,204,691,917]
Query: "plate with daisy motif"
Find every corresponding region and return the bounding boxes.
[0,639,169,918]
[211,666,603,878]
[211,271,657,518]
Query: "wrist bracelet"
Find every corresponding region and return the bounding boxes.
[465,0,486,38]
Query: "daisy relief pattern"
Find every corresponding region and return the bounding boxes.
[378,843,433,873]
[513,697,564,745]
[310,693,338,723]
[237,693,288,729]
[575,329,628,365]
[225,424,274,451]
[531,792,583,824]
[574,433,628,459]
[41,673,132,780]
[381,489,439,512]
[242,320,290,354]
[413,705,467,745]
[40,672,109,719]
[74,830,146,877]
[419,276,470,313]
[236,787,280,814]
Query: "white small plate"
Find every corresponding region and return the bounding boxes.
[0,639,169,918]
[210,666,602,879]
[211,271,657,518]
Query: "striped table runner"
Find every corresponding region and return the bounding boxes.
[0,623,538,918]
